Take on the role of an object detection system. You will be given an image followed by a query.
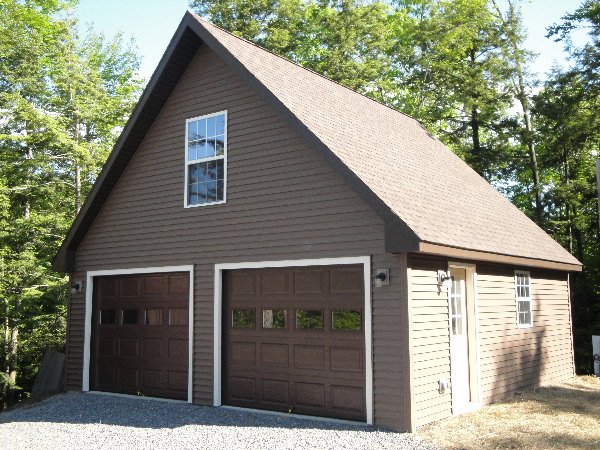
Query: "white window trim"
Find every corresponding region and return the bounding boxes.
[82,265,194,403]
[515,270,533,329]
[213,256,373,425]
[184,110,227,208]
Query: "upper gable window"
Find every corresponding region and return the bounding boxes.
[515,271,533,328]
[185,111,227,207]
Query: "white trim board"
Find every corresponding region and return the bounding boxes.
[213,256,374,425]
[82,265,195,404]
[447,261,481,414]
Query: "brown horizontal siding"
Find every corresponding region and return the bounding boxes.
[477,265,574,404]
[371,253,409,428]
[69,44,410,430]
[408,254,574,428]
[408,256,452,427]
[65,271,86,390]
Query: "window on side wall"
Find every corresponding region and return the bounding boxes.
[185,111,227,207]
[515,271,532,328]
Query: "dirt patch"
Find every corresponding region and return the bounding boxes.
[418,376,600,450]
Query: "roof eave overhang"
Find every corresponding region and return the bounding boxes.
[418,241,582,272]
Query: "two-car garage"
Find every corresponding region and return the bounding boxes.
[88,261,368,422]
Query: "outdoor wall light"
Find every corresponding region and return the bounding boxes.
[375,269,389,288]
[70,280,84,294]
[437,270,453,291]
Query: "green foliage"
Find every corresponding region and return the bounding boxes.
[392,0,515,178]
[191,0,396,99]
[535,1,600,372]
[0,0,142,405]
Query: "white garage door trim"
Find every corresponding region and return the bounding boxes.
[213,256,373,425]
[82,265,195,403]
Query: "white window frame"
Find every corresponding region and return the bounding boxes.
[184,110,227,208]
[515,270,533,328]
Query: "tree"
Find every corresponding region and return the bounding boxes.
[389,0,515,179]
[535,0,600,373]
[191,0,308,55]
[191,0,396,99]
[0,0,142,405]
[491,0,543,224]
[547,0,600,99]
[50,25,142,214]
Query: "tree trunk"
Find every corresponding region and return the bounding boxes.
[75,163,81,214]
[3,315,8,409]
[6,310,19,406]
[470,105,483,176]
[6,146,34,405]
[522,104,543,223]
[74,117,81,215]
[468,48,483,177]
[491,0,543,224]
[564,149,573,253]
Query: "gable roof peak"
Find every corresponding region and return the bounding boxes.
[191,13,422,126]
[52,12,581,272]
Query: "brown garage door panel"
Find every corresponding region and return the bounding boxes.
[223,266,366,421]
[90,272,189,400]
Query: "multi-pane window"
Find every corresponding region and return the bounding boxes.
[449,276,464,336]
[185,111,226,207]
[515,271,533,328]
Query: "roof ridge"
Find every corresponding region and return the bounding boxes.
[192,13,421,125]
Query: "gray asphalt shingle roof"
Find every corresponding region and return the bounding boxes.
[53,13,581,271]
[194,16,579,267]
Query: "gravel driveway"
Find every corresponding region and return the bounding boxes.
[0,392,437,449]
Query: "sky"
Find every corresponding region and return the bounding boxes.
[76,0,587,82]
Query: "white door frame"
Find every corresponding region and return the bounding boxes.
[82,265,195,403]
[213,256,373,425]
[447,262,481,414]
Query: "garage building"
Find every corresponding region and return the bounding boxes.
[54,13,581,431]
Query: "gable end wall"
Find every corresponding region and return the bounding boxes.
[65,44,412,430]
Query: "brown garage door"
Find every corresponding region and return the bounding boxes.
[223,265,365,421]
[90,272,189,400]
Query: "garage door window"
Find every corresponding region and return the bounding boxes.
[121,309,138,325]
[262,309,287,329]
[100,309,116,324]
[232,309,255,328]
[296,310,323,330]
[145,309,163,326]
[332,310,361,331]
